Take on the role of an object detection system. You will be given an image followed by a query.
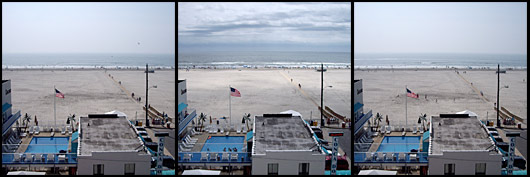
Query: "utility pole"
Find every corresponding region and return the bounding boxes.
[321,63,325,127]
[496,64,500,128]
[146,63,150,127]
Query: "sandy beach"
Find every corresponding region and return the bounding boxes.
[177,69,352,126]
[354,69,527,126]
[2,69,175,126]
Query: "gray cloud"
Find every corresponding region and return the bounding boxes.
[178,2,351,52]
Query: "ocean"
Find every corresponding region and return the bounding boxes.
[354,53,527,69]
[177,51,351,69]
[2,53,175,69]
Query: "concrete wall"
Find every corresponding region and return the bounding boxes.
[354,80,362,120]
[428,151,502,175]
[178,80,187,108]
[354,80,363,107]
[77,151,151,175]
[2,80,12,116]
[252,150,325,175]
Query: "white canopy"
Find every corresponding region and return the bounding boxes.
[455,110,478,117]
[358,170,397,175]
[7,171,46,175]
[181,169,221,175]
[280,110,302,118]
[105,110,127,118]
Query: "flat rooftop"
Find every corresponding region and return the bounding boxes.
[79,114,147,156]
[430,114,496,155]
[253,114,320,155]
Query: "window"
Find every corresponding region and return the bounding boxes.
[125,163,135,175]
[268,163,278,175]
[444,163,455,175]
[299,163,309,175]
[476,163,486,175]
[93,164,104,175]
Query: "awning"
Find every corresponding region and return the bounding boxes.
[455,110,478,117]
[280,110,302,118]
[178,103,188,113]
[325,170,352,175]
[246,131,253,141]
[2,103,12,113]
[354,103,364,113]
[105,110,127,118]
[71,131,79,142]
[358,170,397,175]
[7,171,47,175]
[182,169,221,175]
[422,130,430,142]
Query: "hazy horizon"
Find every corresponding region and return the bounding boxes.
[354,2,527,55]
[2,2,175,54]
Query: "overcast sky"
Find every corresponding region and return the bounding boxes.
[354,2,527,55]
[178,2,351,53]
[2,2,175,54]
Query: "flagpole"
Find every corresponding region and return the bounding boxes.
[54,85,56,130]
[405,85,407,129]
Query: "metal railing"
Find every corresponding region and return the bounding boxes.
[177,152,251,163]
[354,152,429,163]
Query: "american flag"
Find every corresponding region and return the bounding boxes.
[230,87,241,97]
[406,88,418,98]
[55,89,65,98]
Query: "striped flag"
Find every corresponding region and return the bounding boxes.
[406,88,418,98]
[230,87,241,97]
[55,89,65,98]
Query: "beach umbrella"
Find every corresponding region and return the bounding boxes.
[35,115,38,126]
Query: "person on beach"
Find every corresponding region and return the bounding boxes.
[132,92,134,97]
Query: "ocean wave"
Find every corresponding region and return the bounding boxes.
[2,65,175,70]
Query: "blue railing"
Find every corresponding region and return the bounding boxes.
[2,153,77,164]
[354,152,428,163]
[178,152,251,163]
